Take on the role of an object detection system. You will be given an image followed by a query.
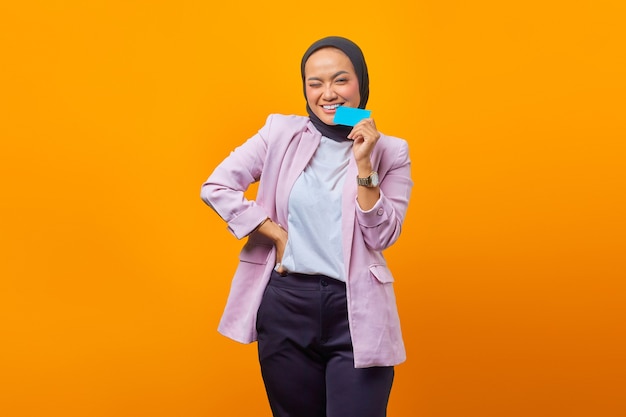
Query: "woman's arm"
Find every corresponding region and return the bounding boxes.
[348,117,413,251]
[354,138,413,252]
[349,117,381,211]
[254,218,288,273]
[200,127,270,240]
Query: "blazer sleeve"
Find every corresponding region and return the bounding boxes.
[200,118,272,239]
[354,138,413,251]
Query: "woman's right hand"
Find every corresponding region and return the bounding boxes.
[256,218,288,275]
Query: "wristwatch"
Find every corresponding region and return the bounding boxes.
[356,171,379,187]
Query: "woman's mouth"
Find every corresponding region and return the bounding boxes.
[321,104,342,112]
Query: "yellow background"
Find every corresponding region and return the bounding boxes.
[1,1,625,416]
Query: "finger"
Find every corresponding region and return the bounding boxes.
[354,117,375,128]
[349,124,367,140]
[347,126,358,140]
[351,134,364,143]
[348,119,370,137]
[274,263,288,276]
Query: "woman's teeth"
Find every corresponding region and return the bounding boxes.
[323,104,341,110]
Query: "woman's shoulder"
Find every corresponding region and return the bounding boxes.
[371,133,410,169]
[378,132,409,152]
[256,114,313,148]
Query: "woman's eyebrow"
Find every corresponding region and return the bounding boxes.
[307,71,350,82]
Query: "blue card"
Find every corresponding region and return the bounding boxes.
[333,106,371,126]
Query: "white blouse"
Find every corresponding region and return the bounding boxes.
[280,136,353,281]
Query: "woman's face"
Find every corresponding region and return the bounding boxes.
[304,47,361,125]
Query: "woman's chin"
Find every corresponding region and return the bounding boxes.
[319,114,336,125]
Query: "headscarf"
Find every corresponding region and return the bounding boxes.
[300,36,370,142]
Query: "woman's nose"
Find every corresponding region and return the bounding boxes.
[322,85,337,100]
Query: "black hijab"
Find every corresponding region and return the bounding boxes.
[300,36,370,142]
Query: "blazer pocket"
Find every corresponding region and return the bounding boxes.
[239,243,273,265]
[369,264,395,284]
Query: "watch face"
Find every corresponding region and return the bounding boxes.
[370,172,379,187]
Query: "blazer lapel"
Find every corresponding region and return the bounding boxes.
[341,156,358,280]
[275,126,321,226]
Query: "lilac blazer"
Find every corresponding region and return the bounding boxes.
[201,114,413,368]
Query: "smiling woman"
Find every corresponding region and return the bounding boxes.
[2,1,624,416]
[304,49,361,124]
[200,36,413,417]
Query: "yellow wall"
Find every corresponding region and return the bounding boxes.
[1,1,625,416]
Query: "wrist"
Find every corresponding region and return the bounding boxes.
[268,220,286,244]
[253,217,270,232]
[356,161,373,177]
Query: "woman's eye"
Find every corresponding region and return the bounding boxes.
[336,79,347,84]
[309,83,321,88]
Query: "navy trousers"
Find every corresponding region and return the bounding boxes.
[256,270,394,417]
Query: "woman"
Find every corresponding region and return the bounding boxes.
[201,36,413,417]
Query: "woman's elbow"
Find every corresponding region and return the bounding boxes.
[363,224,402,252]
[200,183,218,209]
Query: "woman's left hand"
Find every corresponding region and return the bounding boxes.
[347,118,380,163]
